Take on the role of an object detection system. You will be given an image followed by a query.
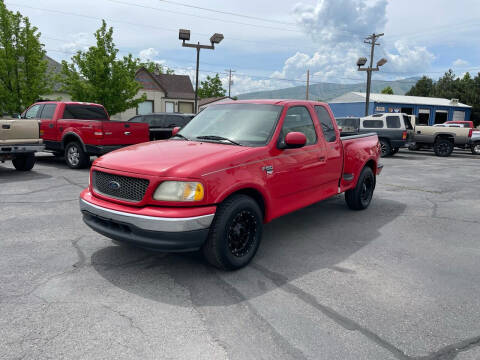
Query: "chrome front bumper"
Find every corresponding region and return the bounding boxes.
[79,199,215,232]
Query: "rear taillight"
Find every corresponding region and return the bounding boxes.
[402,131,407,140]
[468,129,473,138]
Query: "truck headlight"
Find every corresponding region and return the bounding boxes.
[153,181,204,201]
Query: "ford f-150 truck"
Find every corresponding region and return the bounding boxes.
[22,101,149,168]
[0,117,44,171]
[79,100,382,270]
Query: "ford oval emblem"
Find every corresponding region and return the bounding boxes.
[108,181,121,190]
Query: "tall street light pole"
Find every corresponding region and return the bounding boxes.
[179,29,224,113]
[357,33,387,116]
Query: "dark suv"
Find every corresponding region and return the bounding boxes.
[128,113,194,140]
[336,113,414,157]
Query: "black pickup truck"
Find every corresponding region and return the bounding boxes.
[336,113,414,157]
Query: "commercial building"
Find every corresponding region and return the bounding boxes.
[329,92,471,125]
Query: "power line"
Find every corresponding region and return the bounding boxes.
[157,0,296,26]
[106,0,302,33]
[6,2,305,51]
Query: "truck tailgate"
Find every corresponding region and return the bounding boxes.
[0,119,41,145]
[101,121,149,145]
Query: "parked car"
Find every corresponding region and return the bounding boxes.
[336,113,414,157]
[408,115,473,156]
[22,101,150,169]
[0,117,44,171]
[128,113,194,140]
[444,120,475,128]
[469,130,480,155]
[80,100,382,270]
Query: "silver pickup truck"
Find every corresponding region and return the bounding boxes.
[0,117,44,171]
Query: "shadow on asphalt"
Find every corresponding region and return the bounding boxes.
[35,154,94,170]
[0,165,52,182]
[91,195,406,306]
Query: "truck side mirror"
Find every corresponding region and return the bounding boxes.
[281,132,307,149]
[171,127,181,137]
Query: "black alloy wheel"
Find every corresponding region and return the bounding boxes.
[227,210,257,258]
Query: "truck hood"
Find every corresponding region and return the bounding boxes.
[94,139,251,178]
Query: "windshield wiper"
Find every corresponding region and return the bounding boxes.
[172,133,189,141]
[196,135,241,146]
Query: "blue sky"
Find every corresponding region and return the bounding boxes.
[6,0,480,95]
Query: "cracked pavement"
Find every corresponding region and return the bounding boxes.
[0,150,479,359]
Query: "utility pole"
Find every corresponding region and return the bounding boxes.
[357,33,387,116]
[306,69,310,100]
[225,69,235,98]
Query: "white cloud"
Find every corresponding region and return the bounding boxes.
[268,0,435,85]
[139,47,159,62]
[453,58,469,67]
[60,33,91,53]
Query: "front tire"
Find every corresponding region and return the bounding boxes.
[65,142,89,169]
[433,139,453,157]
[12,153,35,171]
[203,195,263,270]
[345,166,375,210]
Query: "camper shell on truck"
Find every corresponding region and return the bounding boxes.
[80,100,382,270]
[22,101,149,168]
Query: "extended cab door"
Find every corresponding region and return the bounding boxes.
[102,120,148,145]
[39,103,59,141]
[314,105,343,188]
[267,105,328,201]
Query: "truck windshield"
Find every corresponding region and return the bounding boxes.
[62,105,108,120]
[178,103,283,146]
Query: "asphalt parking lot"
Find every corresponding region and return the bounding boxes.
[1,149,480,360]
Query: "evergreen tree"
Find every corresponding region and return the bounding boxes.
[381,86,394,95]
[405,76,434,97]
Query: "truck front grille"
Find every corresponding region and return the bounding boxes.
[92,171,149,202]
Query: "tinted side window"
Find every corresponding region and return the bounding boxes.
[386,116,401,129]
[167,115,187,127]
[128,116,143,122]
[40,104,57,119]
[25,104,42,119]
[281,106,317,145]
[149,115,166,127]
[315,106,337,142]
[363,120,384,128]
[403,115,413,130]
[63,105,108,120]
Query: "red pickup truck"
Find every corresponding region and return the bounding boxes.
[22,101,149,168]
[79,100,382,270]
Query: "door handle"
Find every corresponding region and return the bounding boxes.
[319,156,325,161]
[124,131,131,135]
[416,131,421,134]
[2,124,10,129]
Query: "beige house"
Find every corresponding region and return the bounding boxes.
[115,68,195,120]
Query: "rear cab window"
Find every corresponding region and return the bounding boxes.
[403,115,413,130]
[40,104,57,119]
[62,104,108,120]
[362,120,384,129]
[386,116,401,129]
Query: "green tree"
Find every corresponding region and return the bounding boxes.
[405,76,434,97]
[0,0,50,115]
[139,61,174,75]
[381,86,394,95]
[60,20,145,115]
[197,74,226,99]
[432,69,460,99]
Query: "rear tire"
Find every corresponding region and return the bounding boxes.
[345,166,375,210]
[433,138,453,157]
[203,195,263,270]
[12,153,35,171]
[379,139,392,157]
[65,142,89,169]
[471,143,480,155]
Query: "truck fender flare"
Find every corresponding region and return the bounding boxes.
[62,132,86,152]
